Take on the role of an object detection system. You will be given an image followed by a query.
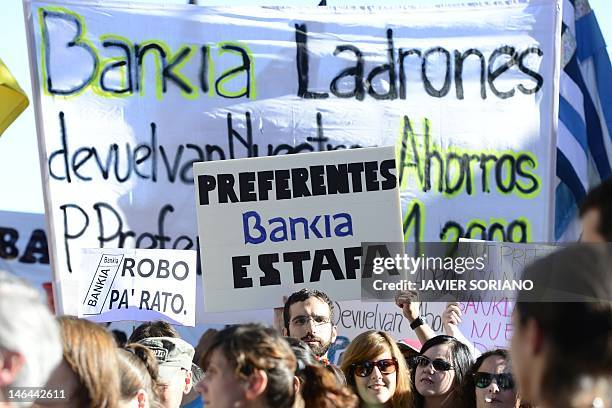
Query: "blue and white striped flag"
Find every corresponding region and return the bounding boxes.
[555,0,612,241]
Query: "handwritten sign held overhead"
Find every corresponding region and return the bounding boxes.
[456,240,559,352]
[194,147,403,312]
[78,248,197,326]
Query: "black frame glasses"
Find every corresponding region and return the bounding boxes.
[290,314,331,327]
[352,358,398,377]
[409,355,454,371]
[473,372,514,390]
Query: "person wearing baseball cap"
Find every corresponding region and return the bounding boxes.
[138,336,195,408]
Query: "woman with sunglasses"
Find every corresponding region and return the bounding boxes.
[340,331,412,408]
[463,349,525,408]
[410,335,472,408]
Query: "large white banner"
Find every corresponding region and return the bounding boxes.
[194,147,403,312]
[24,0,561,316]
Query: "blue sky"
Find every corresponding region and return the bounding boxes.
[0,0,609,214]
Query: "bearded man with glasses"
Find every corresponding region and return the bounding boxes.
[282,289,337,361]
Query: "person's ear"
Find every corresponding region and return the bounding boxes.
[183,370,193,394]
[525,318,544,355]
[244,369,268,400]
[331,325,338,343]
[283,327,289,336]
[0,350,25,387]
[293,375,301,394]
[136,389,146,408]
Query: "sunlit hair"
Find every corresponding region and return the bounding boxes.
[117,343,163,408]
[201,324,297,408]
[128,320,179,343]
[58,316,120,408]
[340,330,412,408]
[0,271,62,401]
[194,328,218,366]
[411,335,473,408]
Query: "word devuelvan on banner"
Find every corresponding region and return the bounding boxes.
[194,147,403,312]
[24,1,561,318]
[78,248,197,326]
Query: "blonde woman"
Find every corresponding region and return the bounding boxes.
[341,330,413,408]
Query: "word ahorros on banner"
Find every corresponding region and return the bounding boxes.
[24,2,560,317]
[194,147,403,312]
[78,248,197,326]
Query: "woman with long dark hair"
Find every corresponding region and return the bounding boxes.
[462,349,525,408]
[410,335,472,408]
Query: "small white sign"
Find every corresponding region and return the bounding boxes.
[456,240,558,351]
[78,248,197,326]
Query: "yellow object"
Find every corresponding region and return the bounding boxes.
[0,58,29,136]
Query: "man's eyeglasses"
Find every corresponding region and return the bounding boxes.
[352,358,398,377]
[409,355,454,371]
[291,315,331,327]
[473,372,514,390]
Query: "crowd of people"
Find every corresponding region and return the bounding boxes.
[0,185,610,408]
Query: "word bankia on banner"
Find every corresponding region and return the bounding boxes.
[24,1,561,315]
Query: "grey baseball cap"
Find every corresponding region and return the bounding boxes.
[138,337,195,382]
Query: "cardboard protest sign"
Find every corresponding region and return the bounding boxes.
[456,240,558,351]
[0,210,50,290]
[327,300,446,363]
[194,147,403,312]
[78,248,197,326]
[23,1,561,317]
[457,299,515,353]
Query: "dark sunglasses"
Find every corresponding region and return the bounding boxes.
[473,372,514,390]
[352,358,398,377]
[409,355,454,371]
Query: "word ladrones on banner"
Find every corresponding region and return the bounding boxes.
[194,147,403,312]
[78,248,197,326]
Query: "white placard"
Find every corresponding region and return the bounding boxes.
[456,240,558,351]
[194,147,403,312]
[78,248,197,326]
